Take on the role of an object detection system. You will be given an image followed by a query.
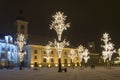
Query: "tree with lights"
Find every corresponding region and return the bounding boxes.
[117,49,120,60]
[16,34,26,70]
[77,45,90,67]
[82,49,90,64]
[50,11,70,41]
[49,11,70,72]
[101,32,116,67]
[77,45,84,66]
[44,45,52,67]
[68,49,77,68]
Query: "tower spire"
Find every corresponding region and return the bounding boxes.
[16,9,25,20]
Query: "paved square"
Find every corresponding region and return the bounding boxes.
[0,66,120,80]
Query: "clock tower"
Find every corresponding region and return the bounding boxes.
[16,10,29,40]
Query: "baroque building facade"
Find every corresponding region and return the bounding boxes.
[27,45,79,67]
[0,35,18,67]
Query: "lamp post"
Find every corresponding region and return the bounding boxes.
[49,11,70,72]
[101,32,116,67]
[16,34,26,70]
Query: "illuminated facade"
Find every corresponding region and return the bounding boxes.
[27,45,79,67]
[0,35,18,66]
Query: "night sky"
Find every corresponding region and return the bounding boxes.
[0,0,120,52]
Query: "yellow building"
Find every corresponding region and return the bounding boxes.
[27,45,79,68]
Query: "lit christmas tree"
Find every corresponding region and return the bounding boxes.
[101,32,116,63]
[82,49,90,63]
[50,11,70,41]
[69,49,77,63]
[49,11,70,72]
[44,45,52,67]
[77,45,84,64]
[77,45,90,67]
[117,49,120,60]
[16,34,26,62]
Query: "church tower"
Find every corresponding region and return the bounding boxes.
[16,10,29,40]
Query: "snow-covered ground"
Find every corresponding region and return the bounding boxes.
[0,66,120,80]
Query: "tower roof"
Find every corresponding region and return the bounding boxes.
[16,9,26,21]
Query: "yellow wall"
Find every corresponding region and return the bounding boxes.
[28,45,80,67]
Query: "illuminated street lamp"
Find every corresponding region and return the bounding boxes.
[101,33,116,66]
[44,45,52,67]
[50,11,70,41]
[49,11,70,72]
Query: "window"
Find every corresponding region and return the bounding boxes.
[7,48,10,51]
[1,54,6,58]
[64,52,67,55]
[21,25,24,30]
[34,50,37,54]
[43,58,46,62]
[44,51,46,54]
[51,51,54,54]
[34,56,37,59]
[51,58,54,63]
[2,48,5,51]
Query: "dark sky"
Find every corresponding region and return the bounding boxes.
[0,0,120,52]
